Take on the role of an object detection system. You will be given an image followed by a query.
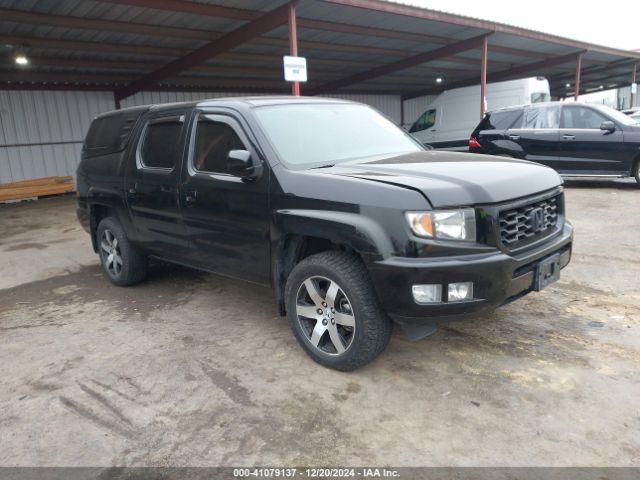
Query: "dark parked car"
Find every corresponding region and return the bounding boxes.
[77,97,573,370]
[469,101,640,184]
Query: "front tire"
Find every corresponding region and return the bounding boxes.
[97,217,148,286]
[284,251,393,371]
[634,160,640,186]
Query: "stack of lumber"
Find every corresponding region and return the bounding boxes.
[0,176,75,202]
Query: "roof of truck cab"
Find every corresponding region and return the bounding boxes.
[92,96,355,120]
[195,96,353,108]
[146,95,354,111]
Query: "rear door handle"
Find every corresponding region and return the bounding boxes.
[508,134,520,140]
[562,134,576,140]
[184,189,198,206]
[127,183,138,200]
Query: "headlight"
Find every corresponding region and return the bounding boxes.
[406,209,476,241]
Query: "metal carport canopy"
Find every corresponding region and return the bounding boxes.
[0,0,639,105]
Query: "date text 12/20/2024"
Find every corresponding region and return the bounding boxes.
[233,468,400,478]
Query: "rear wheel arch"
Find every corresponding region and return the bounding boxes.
[632,154,640,185]
[89,204,116,252]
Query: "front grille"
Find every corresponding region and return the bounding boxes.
[498,194,560,249]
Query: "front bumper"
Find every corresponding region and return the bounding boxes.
[367,222,573,325]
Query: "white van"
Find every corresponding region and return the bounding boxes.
[408,77,551,150]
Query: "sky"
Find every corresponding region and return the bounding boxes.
[395,0,640,51]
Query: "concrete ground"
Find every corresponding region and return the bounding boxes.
[0,179,639,467]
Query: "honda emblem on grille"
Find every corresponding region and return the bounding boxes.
[531,208,545,232]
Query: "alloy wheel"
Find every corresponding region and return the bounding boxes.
[100,229,123,277]
[295,276,356,355]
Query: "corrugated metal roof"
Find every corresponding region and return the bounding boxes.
[1,0,638,98]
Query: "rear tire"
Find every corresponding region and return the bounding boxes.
[97,217,148,286]
[284,251,393,371]
[634,160,640,186]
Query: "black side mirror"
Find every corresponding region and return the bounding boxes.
[600,121,616,133]
[227,149,262,180]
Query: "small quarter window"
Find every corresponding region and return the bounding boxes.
[140,117,183,169]
[531,92,551,103]
[84,109,144,155]
[481,109,523,130]
[193,116,246,174]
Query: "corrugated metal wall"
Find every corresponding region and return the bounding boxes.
[119,90,271,109]
[0,90,113,184]
[616,86,637,109]
[1,90,404,185]
[122,91,403,124]
[402,95,436,128]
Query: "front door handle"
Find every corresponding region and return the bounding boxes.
[508,134,520,140]
[562,134,576,140]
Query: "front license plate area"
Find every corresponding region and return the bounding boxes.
[534,253,561,291]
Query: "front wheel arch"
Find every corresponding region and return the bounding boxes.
[273,234,361,316]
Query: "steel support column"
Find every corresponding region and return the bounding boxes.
[288,1,300,96]
[480,35,488,119]
[574,53,582,101]
[114,93,121,110]
[631,62,638,107]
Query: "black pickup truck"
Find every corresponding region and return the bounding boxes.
[77,97,573,370]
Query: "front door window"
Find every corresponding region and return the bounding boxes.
[410,109,437,133]
[193,117,247,174]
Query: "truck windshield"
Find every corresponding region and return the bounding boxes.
[253,103,423,168]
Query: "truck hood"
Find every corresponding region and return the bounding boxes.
[314,151,562,208]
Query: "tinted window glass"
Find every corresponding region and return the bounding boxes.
[481,109,523,130]
[193,117,246,173]
[140,119,182,169]
[254,103,422,167]
[531,92,551,103]
[84,110,143,152]
[561,106,608,129]
[523,106,560,129]
[410,109,436,132]
[592,104,639,126]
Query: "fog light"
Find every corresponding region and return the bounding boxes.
[412,284,442,304]
[448,282,474,302]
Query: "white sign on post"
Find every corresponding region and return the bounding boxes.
[632,82,638,95]
[283,56,307,82]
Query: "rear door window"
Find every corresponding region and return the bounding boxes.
[139,116,184,170]
[523,105,560,129]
